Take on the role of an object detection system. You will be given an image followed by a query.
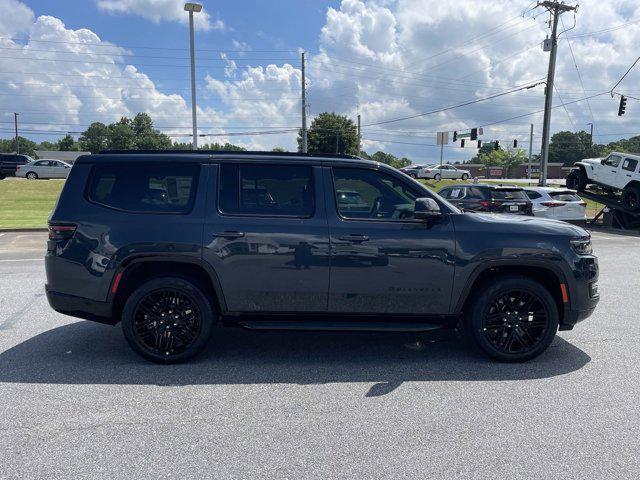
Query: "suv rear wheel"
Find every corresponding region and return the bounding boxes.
[121,276,216,363]
[622,184,640,211]
[566,169,586,191]
[465,275,559,362]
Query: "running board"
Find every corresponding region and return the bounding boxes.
[237,320,444,333]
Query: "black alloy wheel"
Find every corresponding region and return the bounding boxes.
[622,185,640,211]
[465,275,559,362]
[481,290,548,354]
[122,277,215,363]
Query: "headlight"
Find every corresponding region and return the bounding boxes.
[570,238,593,255]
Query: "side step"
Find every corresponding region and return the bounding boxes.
[237,320,444,333]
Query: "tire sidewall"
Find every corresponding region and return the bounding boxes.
[466,276,559,362]
[121,276,216,363]
[26,172,38,180]
[434,173,441,181]
[623,186,640,211]
[462,173,469,180]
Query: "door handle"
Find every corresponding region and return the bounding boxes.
[212,231,245,239]
[339,234,370,242]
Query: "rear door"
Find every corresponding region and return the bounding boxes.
[618,157,639,189]
[325,165,456,314]
[202,162,330,313]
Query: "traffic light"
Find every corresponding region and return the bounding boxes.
[477,140,482,148]
[494,141,500,151]
[460,139,465,148]
[618,95,627,116]
[470,128,478,140]
[453,131,458,142]
[513,139,518,148]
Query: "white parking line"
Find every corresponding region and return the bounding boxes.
[0,258,43,262]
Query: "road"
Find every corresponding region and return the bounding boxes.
[1,230,638,479]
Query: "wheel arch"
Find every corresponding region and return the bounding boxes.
[455,261,568,324]
[623,179,640,190]
[111,256,227,322]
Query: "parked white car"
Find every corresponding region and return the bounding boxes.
[567,151,640,210]
[400,164,429,178]
[419,164,471,181]
[523,187,586,222]
[16,159,72,179]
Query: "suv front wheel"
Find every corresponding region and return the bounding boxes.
[465,276,559,362]
[121,276,216,363]
[566,169,586,191]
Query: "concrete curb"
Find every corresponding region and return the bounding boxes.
[0,228,48,233]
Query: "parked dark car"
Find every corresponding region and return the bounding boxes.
[45,151,598,363]
[0,153,33,179]
[437,184,533,215]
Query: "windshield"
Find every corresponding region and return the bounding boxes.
[491,189,528,200]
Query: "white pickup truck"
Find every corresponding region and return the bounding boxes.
[566,152,640,211]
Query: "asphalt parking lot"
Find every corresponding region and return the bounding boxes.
[1,230,639,479]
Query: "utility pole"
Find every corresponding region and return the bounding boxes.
[528,123,534,183]
[13,112,19,154]
[184,3,202,150]
[587,122,593,154]
[335,132,340,154]
[301,51,308,153]
[537,1,578,186]
[357,113,361,153]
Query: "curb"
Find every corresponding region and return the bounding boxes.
[0,228,48,233]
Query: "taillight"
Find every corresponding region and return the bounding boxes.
[48,224,77,240]
[541,202,564,208]
[480,201,500,208]
[578,201,587,207]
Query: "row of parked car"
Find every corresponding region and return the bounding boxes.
[0,153,72,179]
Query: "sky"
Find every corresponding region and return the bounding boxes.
[0,0,639,164]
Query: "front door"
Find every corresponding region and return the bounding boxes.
[325,166,456,315]
[598,154,623,186]
[202,162,330,313]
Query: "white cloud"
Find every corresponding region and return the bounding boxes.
[96,0,223,31]
[0,10,219,143]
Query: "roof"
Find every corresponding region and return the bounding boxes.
[521,186,574,192]
[76,150,373,166]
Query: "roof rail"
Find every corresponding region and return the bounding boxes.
[98,149,361,160]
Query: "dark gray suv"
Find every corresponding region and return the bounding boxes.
[45,151,599,363]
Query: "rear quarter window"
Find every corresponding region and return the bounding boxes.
[87,162,199,214]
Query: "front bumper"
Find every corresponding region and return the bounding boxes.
[560,255,599,330]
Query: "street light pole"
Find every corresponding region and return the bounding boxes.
[14,112,19,154]
[184,3,202,150]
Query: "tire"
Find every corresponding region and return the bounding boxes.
[622,184,640,211]
[409,171,417,179]
[464,275,559,362]
[121,276,216,363]
[566,170,586,191]
[26,172,38,180]
[434,173,441,181]
[461,173,469,180]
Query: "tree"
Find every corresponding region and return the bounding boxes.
[548,130,594,166]
[37,141,58,150]
[57,134,78,151]
[370,151,411,169]
[106,118,135,150]
[299,112,358,155]
[79,122,109,153]
[502,148,526,178]
[0,136,36,156]
[272,146,287,152]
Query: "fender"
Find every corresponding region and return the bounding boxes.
[109,253,228,313]
[453,258,570,314]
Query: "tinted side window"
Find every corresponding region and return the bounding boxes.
[333,167,419,220]
[622,158,638,172]
[87,163,199,214]
[466,187,485,199]
[219,164,314,217]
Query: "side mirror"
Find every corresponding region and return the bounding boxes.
[601,159,607,165]
[414,197,441,221]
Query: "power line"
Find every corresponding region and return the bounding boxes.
[610,55,640,93]
[362,81,545,127]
